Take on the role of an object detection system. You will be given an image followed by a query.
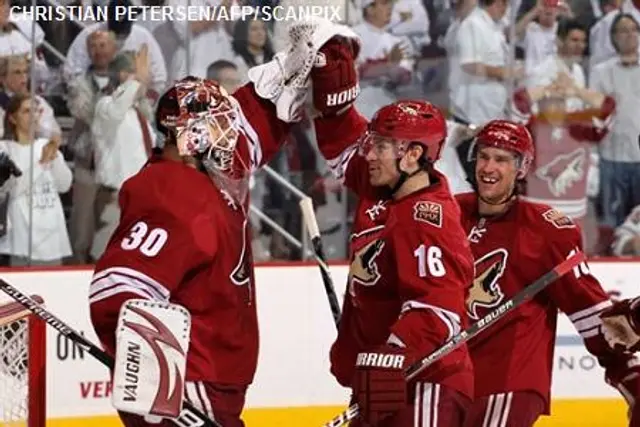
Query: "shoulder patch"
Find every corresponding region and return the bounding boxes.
[542,208,575,229]
[413,201,443,228]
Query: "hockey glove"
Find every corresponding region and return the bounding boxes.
[0,152,21,186]
[605,358,640,426]
[311,37,360,117]
[352,345,409,425]
[601,297,640,353]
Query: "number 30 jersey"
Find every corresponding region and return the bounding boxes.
[89,156,257,386]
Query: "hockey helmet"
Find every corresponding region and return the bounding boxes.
[474,120,535,178]
[359,100,447,164]
[156,76,240,173]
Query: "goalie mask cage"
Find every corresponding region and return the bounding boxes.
[0,297,45,427]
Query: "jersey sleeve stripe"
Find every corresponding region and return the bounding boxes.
[236,99,262,171]
[90,266,170,302]
[568,300,612,323]
[326,144,358,184]
[89,284,155,304]
[401,300,462,341]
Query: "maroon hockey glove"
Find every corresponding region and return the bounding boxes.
[311,37,360,117]
[352,346,409,425]
[601,298,640,353]
[605,360,640,426]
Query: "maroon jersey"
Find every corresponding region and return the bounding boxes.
[456,192,626,412]
[512,89,614,219]
[315,108,475,398]
[89,84,289,386]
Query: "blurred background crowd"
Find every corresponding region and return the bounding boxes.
[1,0,640,266]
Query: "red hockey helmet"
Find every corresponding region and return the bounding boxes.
[359,100,447,163]
[474,120,535,177]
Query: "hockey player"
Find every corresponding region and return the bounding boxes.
[87,20,361,426]
[454,119,640,426]
[309,40,476,426]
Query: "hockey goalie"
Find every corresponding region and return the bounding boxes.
[87,18,360,427]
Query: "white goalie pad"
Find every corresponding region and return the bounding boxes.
[248,16,361,122]
[112,299,191,422]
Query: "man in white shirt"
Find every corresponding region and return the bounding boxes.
[590,13,640,229]
[352,0,414,119]
[589,0,636,70]
[453,0,523,125]
[64,0,166,99]
[90,47,155,260]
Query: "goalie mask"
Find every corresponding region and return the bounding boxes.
[156,77,247,179]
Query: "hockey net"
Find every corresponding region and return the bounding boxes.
[0,296,45,427]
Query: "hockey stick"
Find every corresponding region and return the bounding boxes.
[322,250,587,427]
[0,279,220,427]
[300,197,341,328]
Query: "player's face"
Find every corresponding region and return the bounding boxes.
[363,138,401,187]
[475,146,518,204]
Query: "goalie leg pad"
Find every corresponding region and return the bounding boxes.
[112,299,191,420]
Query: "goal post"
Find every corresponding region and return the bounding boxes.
[0,296,45,427]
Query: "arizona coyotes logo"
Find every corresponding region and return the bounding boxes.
[466,249,508,320]
[543,208,575,229]
[230,219,252,305]
[413,201,443,228]
[348,226,386,290]
[535,147,586,197]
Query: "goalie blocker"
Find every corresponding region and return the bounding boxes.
[113,300,191,423]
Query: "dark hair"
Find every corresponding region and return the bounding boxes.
[231,17,274,68]
[206,60,238,81]
[107,0,133,37]
[3,93,31,140]
[557,18,586,40]
[610,13,640,52]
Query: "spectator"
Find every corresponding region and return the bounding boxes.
[206,60,241,94]
[590,13,640,228]
[514,0,573,75]
[513,20,614,246]
[452,0,522,125]
[90,47,155,260]
[611,204,640,255]
[352,0,414,119]
[66,29,117,264]
[0,54,61,145]
[168,0,235,81]
[589,0,637,71]
[387,0,431,50]
[231,16,274,84]
[0,0,50,94]
[0,94,72,266]
[64,0,167,100]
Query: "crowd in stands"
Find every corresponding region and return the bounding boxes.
[1,0,640,265]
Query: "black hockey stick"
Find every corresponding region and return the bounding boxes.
[299,197,341,328]
[321,250,587,427]
[0,279,220,427]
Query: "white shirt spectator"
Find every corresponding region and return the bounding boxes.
[0,94,61,140]
[168,0,235,82]
[64,22,167,94]
[589,56,640,162]
[589,0,640,70]
[454,6,509,123]
[0,14,50,92]
[523,21,558,75]
[444,16,464,111]
[612,204,640,255]
[434,121,473,194]
[387,0,431,47]
[0,138,72,261]
[91,79,155,190]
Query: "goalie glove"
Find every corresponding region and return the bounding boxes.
[601,297,640,353]
[112,299,191,422]
[311,36,360,117]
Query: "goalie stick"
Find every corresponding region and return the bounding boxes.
[322,250,587,427]
[0,279,220,427]
[300,196,341,328]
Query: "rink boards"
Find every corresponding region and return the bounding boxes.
[0,260,637,426]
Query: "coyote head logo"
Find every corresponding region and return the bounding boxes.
[467,249,508,319]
